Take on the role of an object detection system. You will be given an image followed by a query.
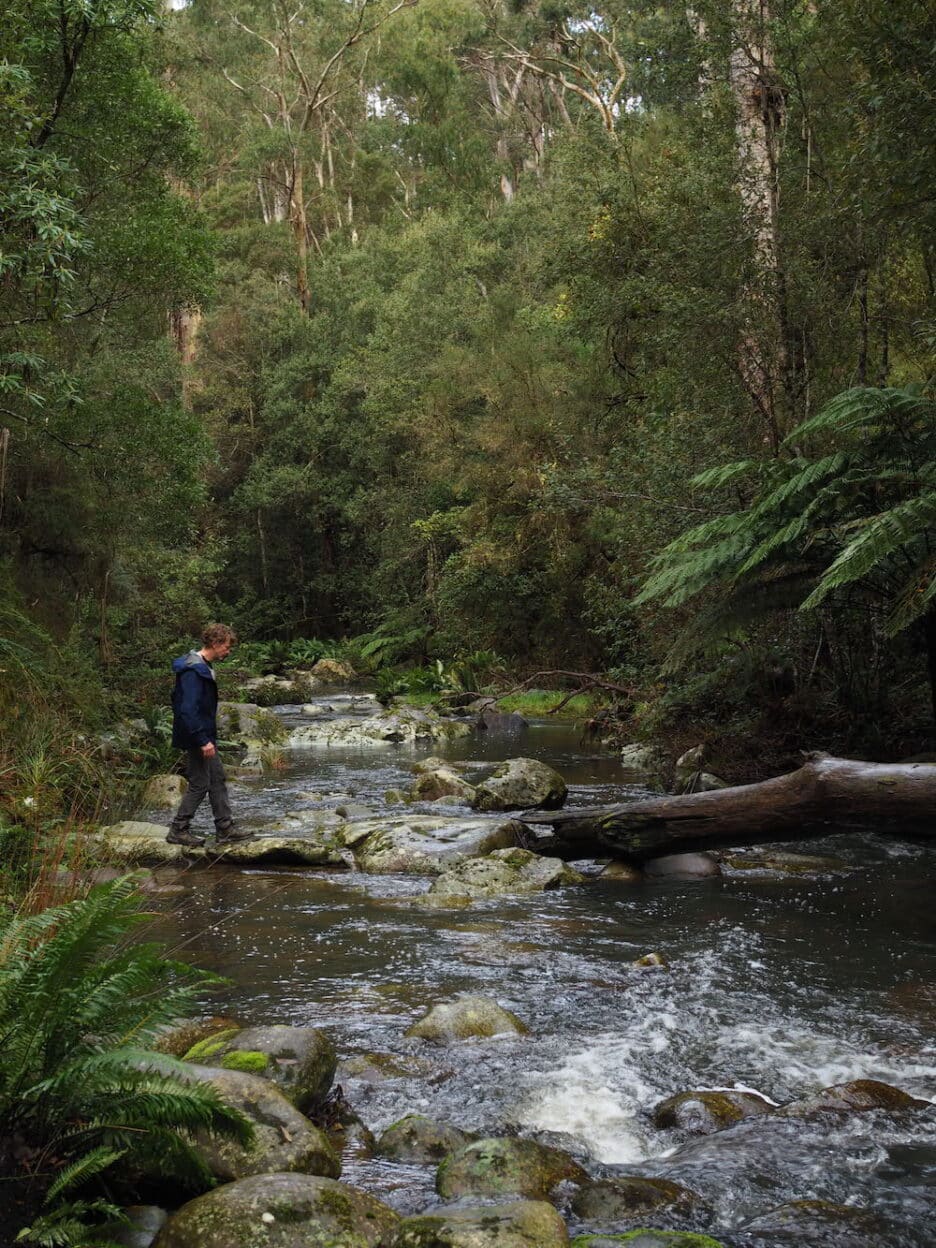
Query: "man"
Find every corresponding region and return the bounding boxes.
[167,623,252,847]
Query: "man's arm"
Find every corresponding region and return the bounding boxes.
[176,669,211,747]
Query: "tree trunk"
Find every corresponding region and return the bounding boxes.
[518,756,936,861]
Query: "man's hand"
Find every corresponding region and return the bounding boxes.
[201,742,217,759]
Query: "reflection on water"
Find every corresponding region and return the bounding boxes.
[147,704,936,1246]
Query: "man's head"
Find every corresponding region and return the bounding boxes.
[201,623,238,662]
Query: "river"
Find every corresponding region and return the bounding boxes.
[147,694,936,1246]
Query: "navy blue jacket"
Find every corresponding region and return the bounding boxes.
[171,651,219,749]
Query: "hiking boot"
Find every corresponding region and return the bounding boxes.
[213,825,254,844]
[166,827,205,848]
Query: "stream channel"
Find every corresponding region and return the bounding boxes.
[148,692,936,1246]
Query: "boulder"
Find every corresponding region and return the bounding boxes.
[410,767,478,804]
[106,1205,167,1248]
[619,744,668,786]
[675,773,728,795]
[287,707,473,749]
[472,758,567,812]
[312,658,357,683]
[738,1199,884,1246]
[181,1065,340,1181]
[154,1017,241,1058]
[143,775,186,809]
[778,1078,929,1118]
[217,702,286,743]
[477,706,529,733]
[376,1115,474,1163]
[353,817,521,875]
[152,1173,398,1248]
[184,1025,336,1112]
[652,1090,775,1134]
[436,1137,588,1202]
[643,854,721,881]
[406,995,528,1040]
[720,850,848,875]
[212,834,346,867]
[393,1199,570,1247]
[94,822,190,865]
[571,1176,710,1225]
[632,952,669,970]
[600,861,643,883]
[429,848,584,899]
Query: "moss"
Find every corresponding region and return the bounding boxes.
[221,1049,270,1073]
[183,1027,240,1061]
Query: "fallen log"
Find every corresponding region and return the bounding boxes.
[517,755,936,862]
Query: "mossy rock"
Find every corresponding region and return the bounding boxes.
[406,995,528,1041]
[571,1176,710,1225]
[392,1198,570,1247]
[153,1172,398,1248]
[429,849,583,899]
[182,1065,340,1182]
[472,758,568,812]
[778,1077,929,1118]
[436,1137,588,1202]
[186,1025,337,1112]
[156,1017,240,1058]
[375,1115,474,1164]
[571,1233,726,1248]
[652,1090,775,1134]
[410,768,478,804]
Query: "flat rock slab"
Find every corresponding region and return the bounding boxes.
[153,1173,398,1248]
[182,1065,339,1181]
[393,1199,570,1247]
[430,848,584,898]
[287,708,474,748]
[213,834,347,866]
[406,995,529,1041]
[94,822,187,865]
[436,1137,588,1202]
[353,816,522,875]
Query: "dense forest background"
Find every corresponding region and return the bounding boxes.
[2,0,935,787]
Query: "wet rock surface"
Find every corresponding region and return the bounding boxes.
[472,757,568,812]
[571,1176,711,1226]
[184,1024,337,1111]
[435,1136,588,1201]
[352,817,521,875]
[376,1114,475,1163]
[777,1077,930,1118]
[392,1198,570,1247]
[429,848,584,898]
[153,1172,398,1248]
[405,995,528,1040]
[652,1090,776,1134]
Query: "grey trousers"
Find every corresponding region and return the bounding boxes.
[170,748,234,834]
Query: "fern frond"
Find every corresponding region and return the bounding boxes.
[689,459,758,490]
[785,385,933,444]
[749,453,850,519]
[44,1148,126,1203]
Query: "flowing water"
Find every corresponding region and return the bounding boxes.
[148,695,936,1246]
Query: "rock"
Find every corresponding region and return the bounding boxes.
[94,822,190,865]
[312,658,357,683]
[154,1017,241,1058]
[430,848,584,898]
[571,1176,710,1225]
[212,834,346,867]
[217,702,287,743]
[739,1199,884,1246]
[410,767,478,804]
[472,758,567,812]
[406,995,528,1040]
[570,1234,727,1247]
[720,850,848,875]
[643,853,721,881]
[185,1025,337,1112]
[143,774,186,809]
[675,773,728,794]
[413,756,469,774]
[287,707,473,749]
[181,1065,340,1181]
[477,707,529,733]
[338,1052,436,1083]
[619,744,668,786]
[652,1090,775,1134]
[778,1078,929,1118]
[632,952,669,970]
[353,817,521,875]
[436,1137,588,1202]
[106,1205,167,1248]
[376,1115,474,1163]
[600,861,643,883]
[152,1173,398,1248]
[393,1199,570,1247]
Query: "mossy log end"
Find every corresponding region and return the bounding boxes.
[517,755,936,862]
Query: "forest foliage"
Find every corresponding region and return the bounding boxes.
[1,0,934,760]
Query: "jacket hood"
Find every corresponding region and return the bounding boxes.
[172,651,215,679]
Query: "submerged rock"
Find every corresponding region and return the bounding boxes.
[152,1173,398,1248]
[436,1137,588,1202]
[778,1077,929,1118]
[571,1176,710,1225]
[406,995,528,1040]
[352,816,520,875]
[652,1089,775,1134]
[472,758,568,812]
[720,849,848,875]
[429,848,584,898]
[287,706,473,749]
[181,1065,340,1181]
[376,1115,474,1163]
[739,1198,884,1246]
[643,853,721,881]
[570,1233,727,1247]
[393,1199,569,1247]
[184,1024,337,1112]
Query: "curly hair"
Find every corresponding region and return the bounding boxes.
[202,623,238,649]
